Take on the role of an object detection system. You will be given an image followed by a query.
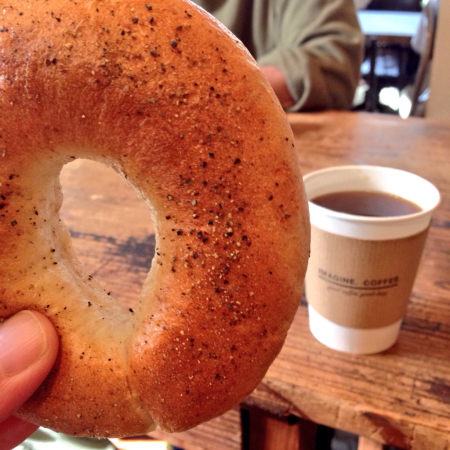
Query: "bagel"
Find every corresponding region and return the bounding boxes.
[0,0,310,438]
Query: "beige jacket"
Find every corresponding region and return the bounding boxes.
[192,0,364,111]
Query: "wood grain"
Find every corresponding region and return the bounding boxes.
[60,159,154,309]
[59,112,450,450]
[148,408,241,450]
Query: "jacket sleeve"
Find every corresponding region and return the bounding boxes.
[257,0,364,111]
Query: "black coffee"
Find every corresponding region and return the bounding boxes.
[311,191,422,217]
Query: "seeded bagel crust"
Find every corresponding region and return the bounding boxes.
[0,0,310,438]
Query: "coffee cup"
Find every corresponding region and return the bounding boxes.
[303,165,440,354]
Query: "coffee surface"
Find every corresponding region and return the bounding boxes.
[311,191,422,217]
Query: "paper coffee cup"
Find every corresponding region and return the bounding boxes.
[303,166,440,354]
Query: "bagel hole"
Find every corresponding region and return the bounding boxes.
[60,159,155,310]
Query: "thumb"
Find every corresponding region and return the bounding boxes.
[0,311,59,422]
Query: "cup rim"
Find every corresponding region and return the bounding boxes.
[304,165,441,224]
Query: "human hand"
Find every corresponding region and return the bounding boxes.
[0,311,59,450]
[260,66,295,109]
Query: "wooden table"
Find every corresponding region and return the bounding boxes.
[59,112,450,450]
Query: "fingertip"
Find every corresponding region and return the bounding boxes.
[27,311,59,367]
[0,311,59,422]
[0,311,59,378]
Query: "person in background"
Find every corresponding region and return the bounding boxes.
[192,0,364,111]
[0,311,59,449]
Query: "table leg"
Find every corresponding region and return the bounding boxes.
[358,436,387,450]
[398,45,408,91]
[242,408,317,450]
[366,37,378,112]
